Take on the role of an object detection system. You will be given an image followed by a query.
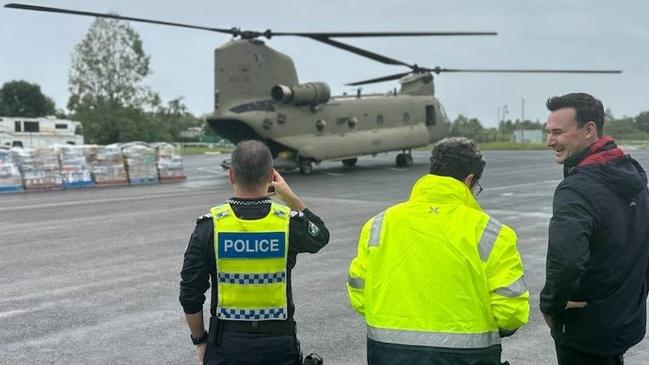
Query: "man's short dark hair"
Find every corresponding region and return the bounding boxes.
[430,137,485,183]
[546,92,605,137]
[231,140,273,188]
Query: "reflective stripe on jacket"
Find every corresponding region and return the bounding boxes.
[347,174,529,349]
[211,202,291,321]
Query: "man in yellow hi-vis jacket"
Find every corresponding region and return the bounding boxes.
[348,137,529,365]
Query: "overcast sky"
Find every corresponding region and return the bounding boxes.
[1,0,647,127]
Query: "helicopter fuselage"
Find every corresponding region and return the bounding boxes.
[208,92,446,161]
[206,39,448,163]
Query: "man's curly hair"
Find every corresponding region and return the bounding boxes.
[429,137,486,182]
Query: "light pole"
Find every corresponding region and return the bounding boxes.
[502,105,509,142]
[520,98,525,143]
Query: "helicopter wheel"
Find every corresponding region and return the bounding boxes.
[342,158,357,167]
[299,160,313,175]
[396,153,413,168]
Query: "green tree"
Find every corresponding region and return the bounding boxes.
[69,17,158,143]
[152,97,203,142]
[635,111,649,134]
[450,114,484,140]
[68,17,154,111]
[605,116,636,139]
[0,80,56,117]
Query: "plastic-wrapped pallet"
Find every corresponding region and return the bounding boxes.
[151,142,186,183]
[0,147,24,193]
[54,144,94,189]
[84,144,129,186]
[121,143,159,185]
[18,147,63,192]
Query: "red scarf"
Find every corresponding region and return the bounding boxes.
[578,136,624,167]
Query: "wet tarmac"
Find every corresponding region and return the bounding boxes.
[1,149,648,364]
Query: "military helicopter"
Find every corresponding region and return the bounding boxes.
[5,3,622,175]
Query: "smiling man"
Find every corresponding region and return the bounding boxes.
[541,93,649,365]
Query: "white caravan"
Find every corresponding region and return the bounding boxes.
[0,116,84,148]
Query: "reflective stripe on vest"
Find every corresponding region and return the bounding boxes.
[217,271,286,284]
[218,307,286,321]
[478,217,502,261]
[367,325,501,349]
[494,276,528,297]
[368,211,385,247]
[211,202,291,321]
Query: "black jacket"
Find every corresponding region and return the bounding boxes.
[179,197,330,320]
[540,138,649,354]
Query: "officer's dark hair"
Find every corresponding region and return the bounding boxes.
[230,140,273,188]
[429,137,485,184]
[546,92,605,137]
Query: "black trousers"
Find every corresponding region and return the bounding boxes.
[555,343,624,365]
[204,331,300,365]
[367,338,505,365]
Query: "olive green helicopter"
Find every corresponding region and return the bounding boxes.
[5,3,622,175]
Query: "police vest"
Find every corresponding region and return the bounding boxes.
[211,202,291,321]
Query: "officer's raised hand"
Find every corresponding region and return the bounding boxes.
[270,169,305,211]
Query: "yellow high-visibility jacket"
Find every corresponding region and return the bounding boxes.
[347,174,529,349]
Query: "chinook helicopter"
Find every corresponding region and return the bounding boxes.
[5,3,622,175]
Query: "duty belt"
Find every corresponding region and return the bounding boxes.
[220,318,296,335]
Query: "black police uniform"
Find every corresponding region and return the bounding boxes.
[180,197,330,365]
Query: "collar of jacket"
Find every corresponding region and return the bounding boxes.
[408,174,481,210]
[563,135,625,176]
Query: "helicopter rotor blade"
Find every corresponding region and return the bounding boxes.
[346,72,414,86]
[4,3,238,35]
[347,66,623,86]
[274,31,498,37]
[308,36,415,67]
[425,67,623,74]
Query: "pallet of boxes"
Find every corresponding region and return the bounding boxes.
[84,144,129,187]
[16,147,63,192]
[121,143,159,185]
[151,142,186,183]
[56,144,94,189]
[0,147,24,193]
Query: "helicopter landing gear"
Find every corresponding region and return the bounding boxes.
[342,158,357,167]
[299,160,313,175]
[396,150,413,168]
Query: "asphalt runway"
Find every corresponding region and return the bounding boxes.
[1,149,649,365]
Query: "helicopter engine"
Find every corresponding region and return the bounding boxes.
[271,82,330,106]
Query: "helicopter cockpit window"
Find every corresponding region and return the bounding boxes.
[426,105,436,126]
[376,114,384,126]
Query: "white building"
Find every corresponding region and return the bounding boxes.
[512,129,543,144]
[0,116,84,148]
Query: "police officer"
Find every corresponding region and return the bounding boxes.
[180,140,329,365]
[347,137,529,365]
